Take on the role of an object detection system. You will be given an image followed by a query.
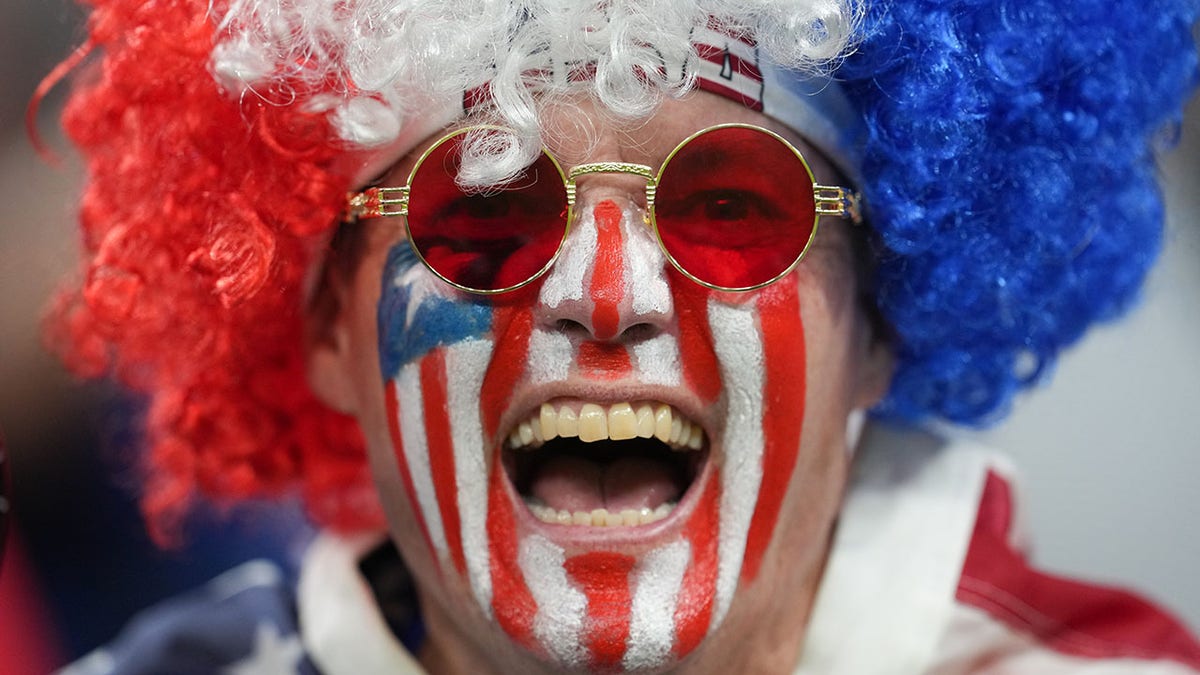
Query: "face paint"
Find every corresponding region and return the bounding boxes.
[379,245,497,607]
[377,194,808,671]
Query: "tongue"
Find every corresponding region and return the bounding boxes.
[529,455,681,513]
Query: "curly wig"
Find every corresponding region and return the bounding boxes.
[45,0,1198,539]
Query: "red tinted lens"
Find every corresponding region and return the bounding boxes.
[654,126,816,289]
[406,133,567,292]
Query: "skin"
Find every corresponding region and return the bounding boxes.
[308,91,893,674]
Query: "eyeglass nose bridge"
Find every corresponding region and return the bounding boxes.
[565,162,658,213]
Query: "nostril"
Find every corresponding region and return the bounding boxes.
[549,318,661,343]
[555,318,591,338]
[618,322,660,343]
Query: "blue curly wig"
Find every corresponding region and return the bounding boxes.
[837,0,1200,424]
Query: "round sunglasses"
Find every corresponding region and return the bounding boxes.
[346,123,862,294]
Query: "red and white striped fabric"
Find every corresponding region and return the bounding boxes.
[345,22,862,190]
[795,424,1200,675]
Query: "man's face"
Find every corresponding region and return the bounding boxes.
[312,93,892,673]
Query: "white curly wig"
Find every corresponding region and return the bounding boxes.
[210,0,864,183]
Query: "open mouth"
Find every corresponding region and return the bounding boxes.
[503,401,709,528]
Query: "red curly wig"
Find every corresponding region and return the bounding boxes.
[57,0,1197,546]
[45,0,381,543]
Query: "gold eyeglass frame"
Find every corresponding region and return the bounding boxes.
[346,123,863,294]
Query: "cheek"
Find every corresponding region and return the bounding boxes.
[668,273,724,404]
[376,245,498,580]
[746,284,808,582]
[665,272,810,598]
[705,281,808,585]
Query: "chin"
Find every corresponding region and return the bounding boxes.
[485,393,722,672]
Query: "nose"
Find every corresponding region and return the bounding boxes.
[535,196,673,342]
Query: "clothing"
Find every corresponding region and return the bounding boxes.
[60,426,1200,674]
[796,426,1200,674]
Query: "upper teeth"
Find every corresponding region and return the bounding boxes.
[507,402,705,451]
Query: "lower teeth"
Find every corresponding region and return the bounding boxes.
[526,502,676,527]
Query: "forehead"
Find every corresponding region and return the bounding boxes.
[379,90,842,187]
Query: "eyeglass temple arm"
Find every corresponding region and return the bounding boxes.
[814,185,863,224]
[345,186,409,220]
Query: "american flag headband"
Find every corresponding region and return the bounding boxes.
[343,25,865,190]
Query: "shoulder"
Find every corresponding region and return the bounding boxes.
[806,423,1200,675]
[58,560,318,675]
[934,462,1200,674]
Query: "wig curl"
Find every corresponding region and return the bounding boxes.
[840,0,1199,422]
[45,0,1199,539]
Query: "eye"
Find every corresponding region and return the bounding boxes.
[702,190,754,221]
[664,188,783,227]
[448,193,515,221]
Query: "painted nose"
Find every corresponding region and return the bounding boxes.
[536,198,673,341]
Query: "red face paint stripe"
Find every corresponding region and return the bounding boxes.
[487,457,538,651]
[577,341,633,379]
[420,350,467,575]
[481,306,534,438]
[385,380,437,565]
[670,282,722,403]
[589,200,626,341]
[673,475,720,656]
[481,303,538,650]
[564,552,636,669]
[740,284,805,582]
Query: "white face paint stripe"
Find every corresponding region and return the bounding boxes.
[397,263,439,328]
[538,210,597,310]
[519,535,587,667]
[632,333,682,387]
[623,208,671,317]
[446,338,496,615]
[527,328,573,384]
[395,363,449,557]
[623,539,692,670]
[707,298,766,628]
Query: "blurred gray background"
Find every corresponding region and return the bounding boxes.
[0,0,1197,668]
[980,105,1200,629]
